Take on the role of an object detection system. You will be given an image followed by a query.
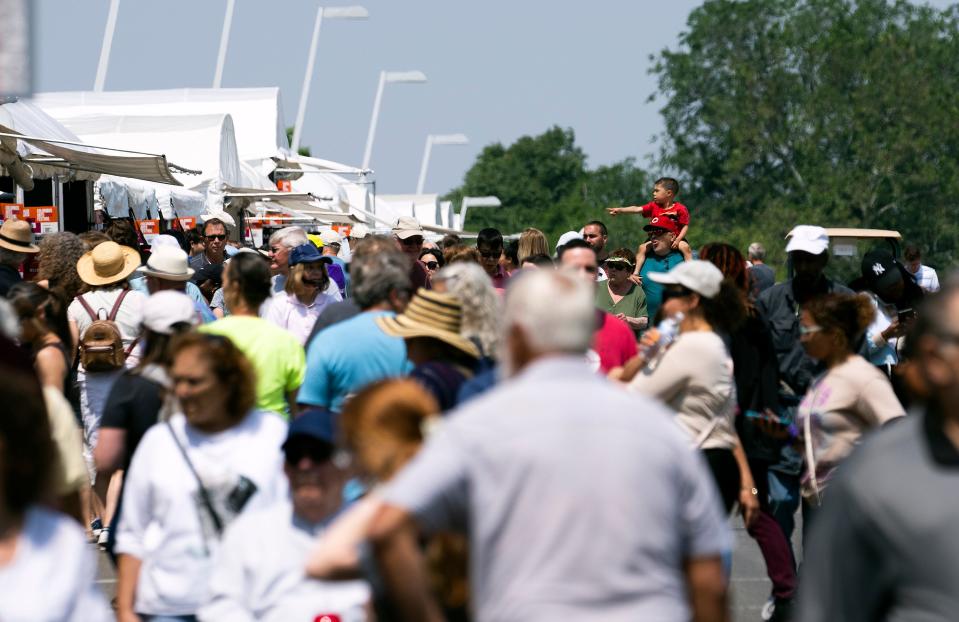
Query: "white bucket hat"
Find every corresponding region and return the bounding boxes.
[136,246,195,281]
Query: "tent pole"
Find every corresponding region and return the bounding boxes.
[94,0,121,92]
[212,0,236,88]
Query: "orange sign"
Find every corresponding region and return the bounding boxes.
[2,204,60,234]
[331,224,352,238]
[3,204,58,223]
[276,179,292,192]
[138,219,160,236]
[176,216,197,230]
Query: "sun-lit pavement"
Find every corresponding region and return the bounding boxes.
[94,519,799,622]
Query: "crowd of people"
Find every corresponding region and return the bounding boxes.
[0,175,956,622]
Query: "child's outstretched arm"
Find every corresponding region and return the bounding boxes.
[607,205,645,216]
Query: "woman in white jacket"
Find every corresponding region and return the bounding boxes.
[115,333,288,622]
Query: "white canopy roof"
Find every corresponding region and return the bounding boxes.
[32,88,288,161]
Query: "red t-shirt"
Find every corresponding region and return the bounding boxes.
[640,201,690,227]
[593,311,638,373]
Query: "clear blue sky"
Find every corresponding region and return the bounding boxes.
[33,0,954,196]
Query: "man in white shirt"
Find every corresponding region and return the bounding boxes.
[903,243,940,292]
[200,409,370,622]
[368,270,731,622]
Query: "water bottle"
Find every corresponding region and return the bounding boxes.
[639,312,684,360]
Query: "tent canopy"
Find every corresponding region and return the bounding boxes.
[32,87,288,161]
[0,101,187,185]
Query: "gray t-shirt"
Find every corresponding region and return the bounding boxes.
[799,410,959,622]
[383,356,731,622]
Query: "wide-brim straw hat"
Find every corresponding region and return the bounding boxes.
[0,218,39,253]
[77,241,141,286]
[376,289,480,359]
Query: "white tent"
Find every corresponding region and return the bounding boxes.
[32,87,288,162]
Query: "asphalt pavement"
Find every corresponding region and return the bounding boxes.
[94,516,802,622]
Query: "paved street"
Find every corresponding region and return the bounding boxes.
[94,517,802,621]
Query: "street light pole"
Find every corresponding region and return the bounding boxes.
[459,196,501,230]
[292,5,368,153]
[93,0,121,92]
[416,133,469,194]
[212,0,236,88]
[361,70,427,170]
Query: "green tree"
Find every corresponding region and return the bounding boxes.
[285,126,312,157]
[650,0,959,271]
[445,126,650,250]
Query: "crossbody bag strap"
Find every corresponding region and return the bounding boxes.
[165,421,224,536]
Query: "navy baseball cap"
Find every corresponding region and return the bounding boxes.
[289,242,333,267]
[282,407,337,458]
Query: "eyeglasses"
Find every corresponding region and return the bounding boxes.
[799,325,823,336]
[661,287,692,301]
[424,261,439,270]
[647,230,669,239]
[206,234,227,241]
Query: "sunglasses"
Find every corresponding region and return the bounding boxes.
[424,261,439,270]
[605,262,634,271]
[206,234,227,241]
[399,237,424,246]
[284,439,335,466]
[661,287,693,301]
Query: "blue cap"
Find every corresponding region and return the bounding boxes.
[289,242,333,267]
[282,407,337,454]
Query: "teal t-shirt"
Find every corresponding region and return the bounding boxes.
[640,251,686,322]
[299,311,410,413]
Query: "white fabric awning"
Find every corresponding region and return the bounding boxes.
[0,124,192,185]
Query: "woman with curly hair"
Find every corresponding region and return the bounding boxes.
[36,231,87,302]
[115,332,288,622]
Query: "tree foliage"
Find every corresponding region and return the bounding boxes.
[651,0,959,270]
[444,126,651,251]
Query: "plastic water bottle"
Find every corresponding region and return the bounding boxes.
[640,313,684,360]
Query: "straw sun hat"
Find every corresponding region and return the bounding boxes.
[376,289,480,359]
[0,218,40,253]
[76,241,141,286]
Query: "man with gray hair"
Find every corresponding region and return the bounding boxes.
[298,236,412,413]
[747,242,776,297]
[268,226,310,294]
[369,269,731,622]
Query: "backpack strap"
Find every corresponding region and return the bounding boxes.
[107,289,130,322]
[76,294,99,322]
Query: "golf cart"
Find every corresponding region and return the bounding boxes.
[786,228,903,286]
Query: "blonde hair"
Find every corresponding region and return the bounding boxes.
[285,261,329,298]
[517,228,548,263]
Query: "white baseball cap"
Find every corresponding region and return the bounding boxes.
[320,229,342,246]
[555,230,583,251]
[136,246,195,281]
[649,260,724,298]
[785,225,829,255]
[142,291,198,334]
[349,223,370,239]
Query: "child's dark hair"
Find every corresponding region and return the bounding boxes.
[803,293,875,350]
[655,177,680,196]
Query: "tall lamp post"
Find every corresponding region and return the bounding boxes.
[459,196,501,230]
[93,0,121,91]
[291,5,369,153]
[212,0,236,88]
[415,133,468,194]
[361,70,427,170]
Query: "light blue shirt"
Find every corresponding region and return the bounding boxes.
[128,276,215,323]
[640,250,685,322]
[299,311,410,412]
